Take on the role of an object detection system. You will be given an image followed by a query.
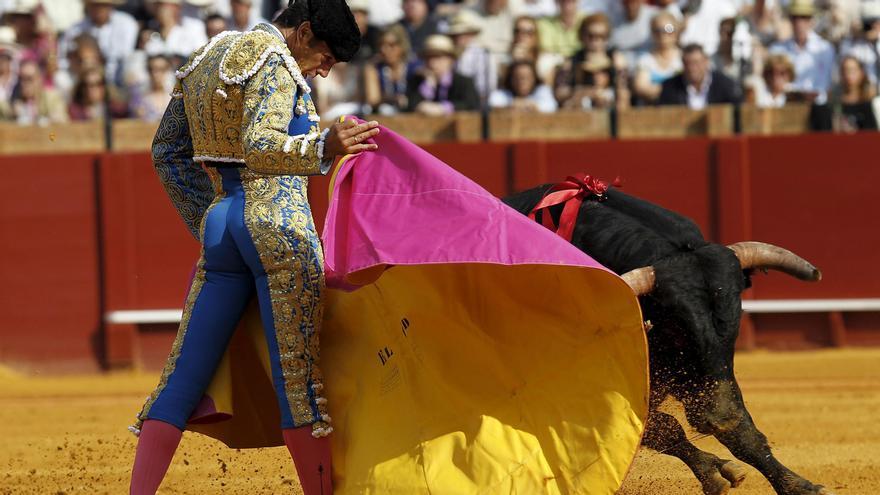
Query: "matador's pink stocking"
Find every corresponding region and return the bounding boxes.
[283,426,333,495]
[130,419,183,495]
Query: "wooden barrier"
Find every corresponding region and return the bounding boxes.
[0,121,104,154]
[617,105,735,139]
[363,112,482,144]
[740,104,812,135]
[112,119,159,152]
[489,110,610,141]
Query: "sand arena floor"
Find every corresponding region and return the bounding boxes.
[1,348,878,495]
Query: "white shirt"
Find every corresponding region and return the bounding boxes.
[512,0,558,17]
[680,0,738,56]
[456,43,498,101]
[367,0,403,28]
[59,11,139,84]
[146,17,209,58]
[687,73,712,110]
[754,80,788,108]
[770,31,836,104]
[610,4,658,67]
[488,85,558,113]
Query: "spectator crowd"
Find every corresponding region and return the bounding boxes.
[0,0,878,130]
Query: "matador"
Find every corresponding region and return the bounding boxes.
[127,1,380,494]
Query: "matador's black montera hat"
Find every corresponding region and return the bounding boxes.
[277,0,361,62]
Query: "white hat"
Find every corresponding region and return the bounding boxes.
[0,26,22,57]
[347,0,370,13]
[4,0,40,15]
[862,0,880,20]
[421,34,456,57]
[447,10,484,36]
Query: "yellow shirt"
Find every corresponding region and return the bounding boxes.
[537,15,585,58]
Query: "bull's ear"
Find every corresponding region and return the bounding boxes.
[742,269,755,290]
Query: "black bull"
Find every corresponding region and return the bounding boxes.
[503,185,832,495]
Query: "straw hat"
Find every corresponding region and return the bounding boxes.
[347,0,370,13]
[0,26,21,58]
[861,0,880,21]
[3,0,40,15]
[421,34,456,57]
[447,9,484,36]
[787,0,816,17]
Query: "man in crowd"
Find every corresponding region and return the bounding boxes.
[59,0,138,86]
[348,0,380,64]
[658,43,739,109]
[770,0,835,103]
[610,0,658,66]
[144,0,207,59]
[538,0,584,59]
[0,26,19,104]
[472,0,516,60]
[398,0,440,55]
[448,9,497,103]
[227,0,266,32]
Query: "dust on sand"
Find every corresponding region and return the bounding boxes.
[1,349,878,494]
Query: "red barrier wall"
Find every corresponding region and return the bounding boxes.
[511,139,716,235]
[0,154,101,371]
[2,134,878,370]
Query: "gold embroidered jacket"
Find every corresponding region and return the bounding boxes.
[151,24,327,238]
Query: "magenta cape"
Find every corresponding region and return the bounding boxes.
[190,123,649,494]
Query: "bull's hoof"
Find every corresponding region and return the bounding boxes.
[700,472,732,495]
[719,460,748,488]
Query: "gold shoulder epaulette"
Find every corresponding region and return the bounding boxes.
[219,30,311,94]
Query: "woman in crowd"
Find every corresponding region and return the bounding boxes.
[128,54,172,121]
[509,15,557,84]
[751,52,795,108]
[837,55,878,130]
[555,13,629,109]
[364,25,419,114]
[2,58,67,124]
[489,60,558,113]
[68,65,126,121]
[633,11,682,104]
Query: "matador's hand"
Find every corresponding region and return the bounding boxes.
[323,119,380,159]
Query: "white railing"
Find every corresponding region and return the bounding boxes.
[104,299,880,325]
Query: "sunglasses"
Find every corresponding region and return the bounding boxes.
[587,31,609,39]
[515,27,537,35]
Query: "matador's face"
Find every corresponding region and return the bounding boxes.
[286,22,338,79]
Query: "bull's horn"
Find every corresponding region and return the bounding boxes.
[621,267,656,296]
[727,241,822,281]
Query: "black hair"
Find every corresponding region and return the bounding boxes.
[503,60,539,96]
[205,13,226,24]
[682,43,705,57]
[274,0,361,62]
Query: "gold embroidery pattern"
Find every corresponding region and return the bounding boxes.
[176,26,319,169]
[240,169,329,431]
[152,87,214,239]
[132,187,225,431]
[241,56,325,176]
[180,34,243,161]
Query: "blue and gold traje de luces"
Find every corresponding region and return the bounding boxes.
[135,23,332,440]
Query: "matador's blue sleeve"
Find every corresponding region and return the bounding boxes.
[150,85,214,240]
